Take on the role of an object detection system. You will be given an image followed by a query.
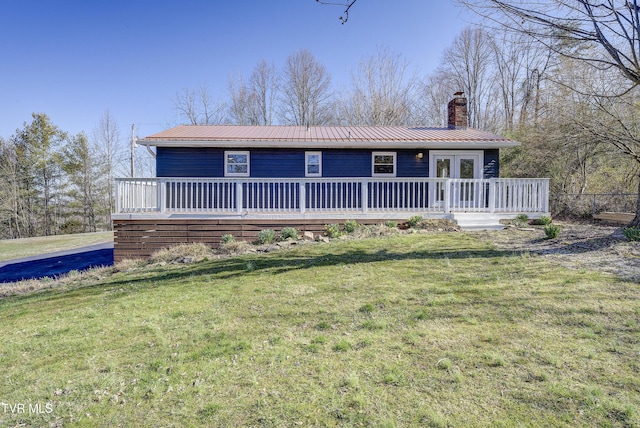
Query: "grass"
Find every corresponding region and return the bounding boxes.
[0,233,639,426]
[0,231,113,261]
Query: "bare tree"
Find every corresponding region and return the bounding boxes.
[415,69,458,127]
[517,43,554,128]
[338,47,417,126]
[174,83,226,125]
[248,59,279,125]
[228,60,279,125]
[420,27,553,131]
[461,0,640,226]
[441,27,500,130]
[280,49,334,126]
[93,110,125,227]
[228,74,252,125]
[490,31,545,130]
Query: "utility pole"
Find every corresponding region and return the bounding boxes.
[130,124,135,177]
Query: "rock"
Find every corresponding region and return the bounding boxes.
[304,231,315,240]
[316,236,330,243]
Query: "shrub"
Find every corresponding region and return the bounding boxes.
[220,234,235,244]
[324,224,341,238]
[358,303,375,313]
[315,321,331,330]
[516,213,529,223]
[280,227,298,240]
[218,240,253,255]
[344,219,359,233]
[544,224,561,239]
[332,340,352,352]
[532,215,552,226]
[384,220,398,228]
[149,243,212,264]
[257,229,276,245]
[436,358,452,371]
[408,215,423,228]
[623,227,640,241]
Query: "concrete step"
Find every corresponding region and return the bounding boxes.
[451,213,504,231]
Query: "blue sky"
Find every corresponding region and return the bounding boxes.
[0,0,474,139]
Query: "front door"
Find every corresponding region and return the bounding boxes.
[434,155,453,203]
[430,151,483,206]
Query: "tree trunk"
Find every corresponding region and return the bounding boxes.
[630,175,640,228]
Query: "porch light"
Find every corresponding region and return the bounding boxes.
[416,152,423,159]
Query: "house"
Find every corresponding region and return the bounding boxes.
[112,95,549,261]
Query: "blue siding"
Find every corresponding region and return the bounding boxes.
[397,150,429,177]
[157,147,224,177]
[322,150,371,177]
[250,149,305,178]
[156,147,499,178]
[322,149,428,177]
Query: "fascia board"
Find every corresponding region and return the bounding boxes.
[137,139,521,149]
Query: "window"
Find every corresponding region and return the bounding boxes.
[372,152,396,177]
[224,151,250,176]
[305,151,322,177]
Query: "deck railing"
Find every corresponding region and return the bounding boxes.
[115,177,549,215]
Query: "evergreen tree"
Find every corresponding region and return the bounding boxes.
[17,113,66,236]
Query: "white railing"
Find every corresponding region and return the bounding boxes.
[115,177,550,215]
[493,178,549,213]
[164,179,236,213]
[115,179,158,213]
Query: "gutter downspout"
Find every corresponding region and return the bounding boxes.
[138,140,156,159]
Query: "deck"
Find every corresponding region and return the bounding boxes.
[112,177,549,260]
[114,177,549,218]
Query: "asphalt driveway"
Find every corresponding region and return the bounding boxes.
[0,242,114,283]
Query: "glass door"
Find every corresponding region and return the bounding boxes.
[430,151,483,208]
[457,156,477,206]
[435,156,453,203]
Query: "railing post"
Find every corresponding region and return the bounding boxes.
[544,179,550,213]
[361,180,368,213]
[444,179,451,214]
[158,179,166,213]
[114,179,121,214]
[236,181,244,214]
[299,182,306,214]
[488,178,496,214]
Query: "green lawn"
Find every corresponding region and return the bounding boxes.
[0,231,113,261]
[0,233,638,427]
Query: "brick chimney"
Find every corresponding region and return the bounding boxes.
[447,92,468,129]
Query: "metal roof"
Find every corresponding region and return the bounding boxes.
[138,125,520,149]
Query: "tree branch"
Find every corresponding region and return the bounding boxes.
[316,0,358,24]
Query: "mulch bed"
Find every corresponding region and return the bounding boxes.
[470,221,639,282]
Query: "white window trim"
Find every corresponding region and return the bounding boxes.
[224,150,250,177]
[372,151,397,177]
[305,151,322,177]
[429,150,483,179]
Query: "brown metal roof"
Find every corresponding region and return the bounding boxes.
[137,125,520,150]
[141,125,513,143]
